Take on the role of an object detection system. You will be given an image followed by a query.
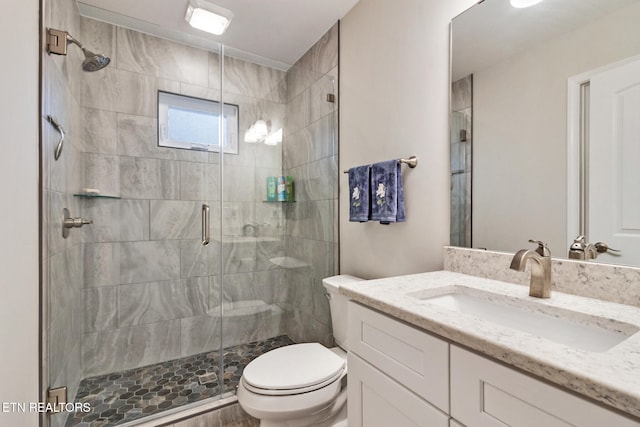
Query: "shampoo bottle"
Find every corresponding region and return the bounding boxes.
[266,177,277,201]
[285,176,294,202]
[277,176,286,201]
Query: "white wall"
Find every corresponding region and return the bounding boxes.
[0,0,40,426]
[339,0,476,278]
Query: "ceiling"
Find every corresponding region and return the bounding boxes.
[76,0,360,70]
[452,0,639,80]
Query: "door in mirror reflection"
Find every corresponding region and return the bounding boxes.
[588,57,640,265]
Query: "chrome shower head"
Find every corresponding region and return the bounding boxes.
[46,28,111,72]
[80,47,111,72]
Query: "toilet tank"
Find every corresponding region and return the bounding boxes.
[322,275,363,350]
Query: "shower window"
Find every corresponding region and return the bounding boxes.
[158,90,239,153]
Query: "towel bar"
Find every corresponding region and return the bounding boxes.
[343,156,418,173]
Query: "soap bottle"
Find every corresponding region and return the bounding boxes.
[285,176,294,202]
[277,176,286,201]
[266,177,277,201]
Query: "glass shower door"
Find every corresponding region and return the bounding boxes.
[216,50,291,395]
[41,7,225,424]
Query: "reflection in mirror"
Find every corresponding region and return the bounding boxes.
[450,0,640,267]
[450,76,472,247]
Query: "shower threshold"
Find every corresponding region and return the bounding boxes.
[64,335,294,426]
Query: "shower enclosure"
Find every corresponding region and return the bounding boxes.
[450,75,472,248]
[41,1,339,425]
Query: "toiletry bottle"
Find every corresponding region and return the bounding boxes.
[286,176,294,202]
[277,176,286,201]
[267,177,277,202]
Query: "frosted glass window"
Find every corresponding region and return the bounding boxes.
[158,91,238,154]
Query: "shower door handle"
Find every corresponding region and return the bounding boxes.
[47,115,65,161]
[202,204,210,246]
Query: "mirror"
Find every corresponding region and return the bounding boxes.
[451,0,640,267]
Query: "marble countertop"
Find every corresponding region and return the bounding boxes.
[340,271,640,418]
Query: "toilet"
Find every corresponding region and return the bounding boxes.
[237,275,363,427]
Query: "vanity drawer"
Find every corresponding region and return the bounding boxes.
[348,353,449,427]
[450,346,640,427]
[347,301,449,411]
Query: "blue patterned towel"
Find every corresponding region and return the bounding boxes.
[370,160,406,224]
[348,165,371,222]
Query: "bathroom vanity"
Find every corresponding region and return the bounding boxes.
[342,270,640,427]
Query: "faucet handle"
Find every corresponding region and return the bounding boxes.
[528,239,551,257]
[573,235,586,244]
[570,235,587,251]
[594,242,621,255]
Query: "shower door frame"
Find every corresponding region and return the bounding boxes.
[39,8,228,423]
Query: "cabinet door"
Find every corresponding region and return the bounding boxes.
[348,301,449,411]
[348,353,449,427]
[451,346,640,427]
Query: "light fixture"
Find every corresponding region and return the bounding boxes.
[510,0,544,8]
[244,128,259,143]
[253,120,269,139]
[185,0,233,35]
[264,128,283,146]
[244,120,281,145]
[244,120,269,143]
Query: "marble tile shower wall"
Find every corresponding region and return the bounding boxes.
[450,76,472,248]
[77,18,288,377]
[43,1,86,425]
[283,23,339,346]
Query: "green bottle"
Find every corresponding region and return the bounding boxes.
[286,176,295,202]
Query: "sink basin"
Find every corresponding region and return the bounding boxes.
[412,287,637,352]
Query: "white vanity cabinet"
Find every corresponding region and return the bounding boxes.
[348,354,449,427]
[347,301,640,427]
[450,346,640,427]
[347,301,449,427]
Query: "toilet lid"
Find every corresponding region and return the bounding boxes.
[242,343,345,392]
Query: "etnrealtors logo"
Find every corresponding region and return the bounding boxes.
[2,401,91,414]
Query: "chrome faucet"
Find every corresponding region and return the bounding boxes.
[510,240,552,298]
[568,235,597,260]
[568,235,621,260]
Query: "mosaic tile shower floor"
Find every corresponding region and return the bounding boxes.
[65,335,294,426]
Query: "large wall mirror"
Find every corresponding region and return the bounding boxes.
[450,0,640,267]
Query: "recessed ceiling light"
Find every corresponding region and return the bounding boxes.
[185,0,233,35]
[510,0,545,8]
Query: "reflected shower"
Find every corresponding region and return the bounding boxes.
[46,28,111,71]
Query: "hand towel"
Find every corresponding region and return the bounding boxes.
[348,165,371,222]
[370,160,406,224]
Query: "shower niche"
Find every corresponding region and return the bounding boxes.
[41,5,339,426]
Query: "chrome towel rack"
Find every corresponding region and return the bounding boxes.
[343,155,418,173]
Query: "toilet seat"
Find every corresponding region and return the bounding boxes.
[242,343,346,396]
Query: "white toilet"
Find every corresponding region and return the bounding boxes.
[237,275,362,427]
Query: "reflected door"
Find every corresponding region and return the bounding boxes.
[589,57,640,265]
